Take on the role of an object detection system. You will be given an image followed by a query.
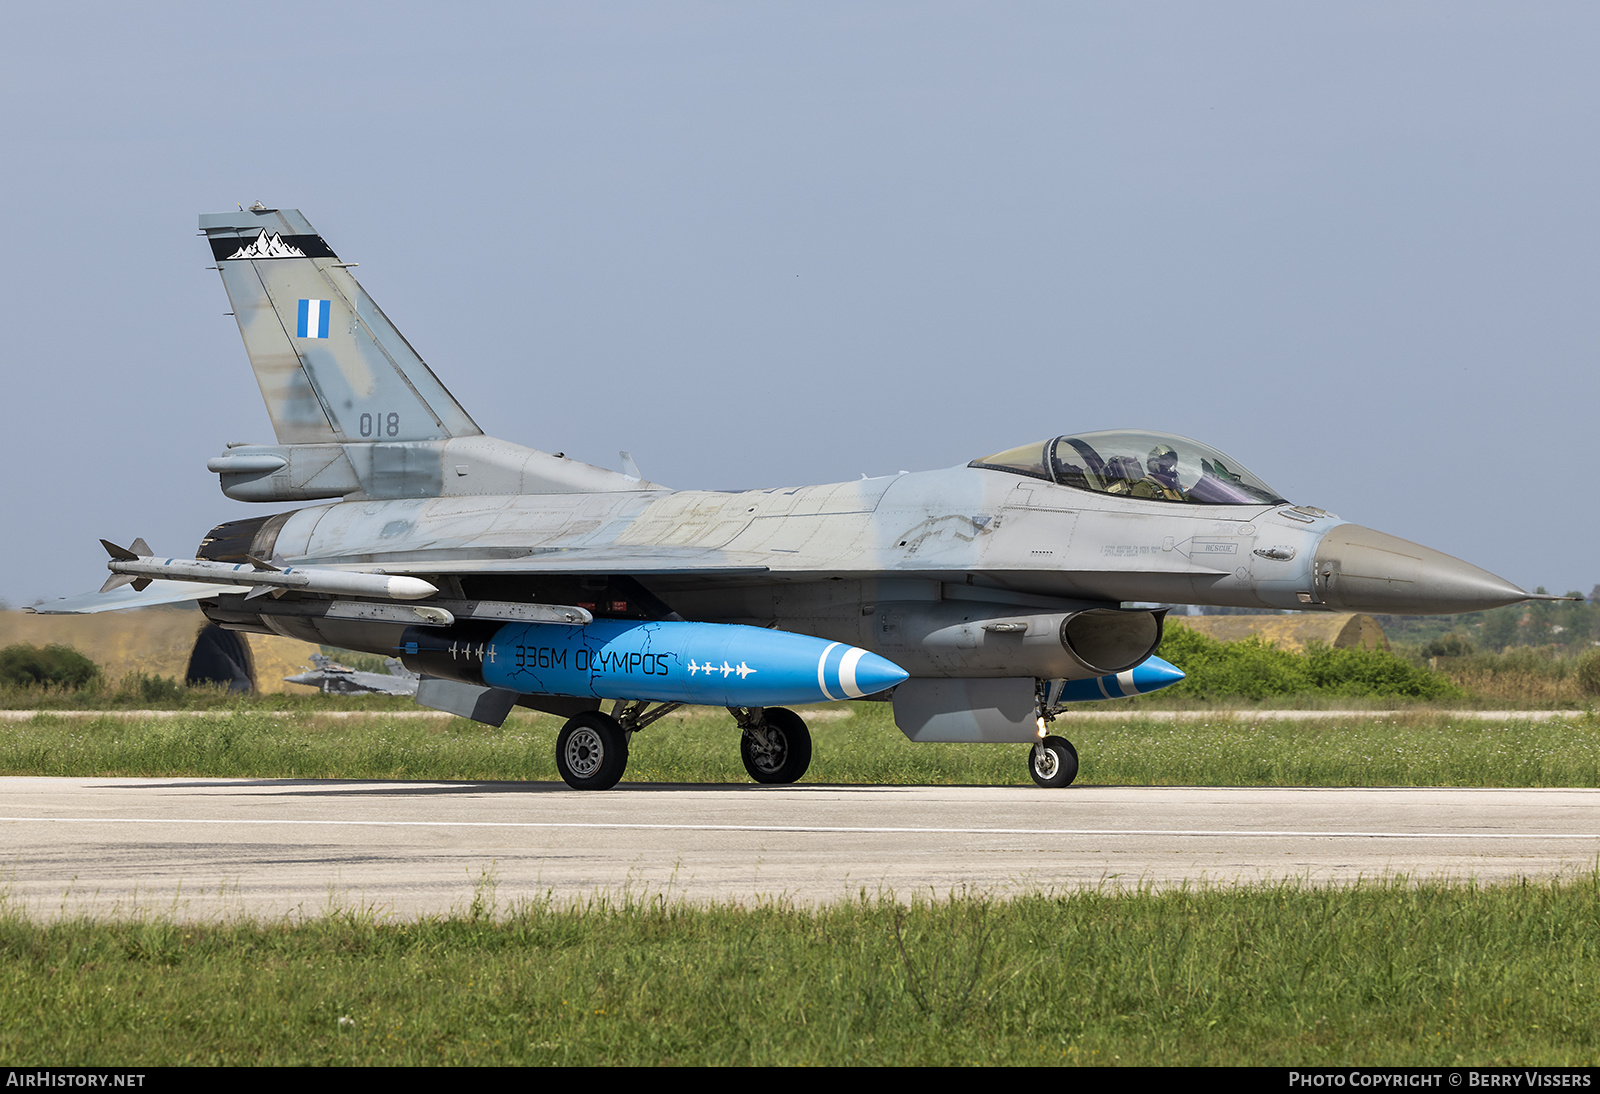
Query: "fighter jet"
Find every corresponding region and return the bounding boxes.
[284,654,419,697]
[34,207,1558,790]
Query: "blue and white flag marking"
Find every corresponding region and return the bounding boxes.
[297,299,330,339]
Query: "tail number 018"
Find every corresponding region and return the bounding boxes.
[360,413,400,437]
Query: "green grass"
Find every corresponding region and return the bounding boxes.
[2,878,1597,1065]
[2,704,1598,787]
[0,677,421,712]
[1066,711,1600,788]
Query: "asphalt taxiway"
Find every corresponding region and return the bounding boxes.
[2,777,1596,919]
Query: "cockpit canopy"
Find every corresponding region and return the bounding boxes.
[970,430,1288,506]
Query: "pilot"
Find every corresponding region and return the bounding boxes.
[1130,445,1185,501]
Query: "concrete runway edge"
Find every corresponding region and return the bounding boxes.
[2,777,1598,920]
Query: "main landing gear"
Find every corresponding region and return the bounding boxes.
[552,701,813,790]
[731,706,812,784]
[554,711,630,791]
[553,699,682,791]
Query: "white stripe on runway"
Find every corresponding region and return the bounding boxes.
[2,816,1595,840]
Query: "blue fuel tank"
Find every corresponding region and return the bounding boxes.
[1053,655,1186,703]
[401,619,909,707]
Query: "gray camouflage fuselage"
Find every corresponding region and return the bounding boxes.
[200,457,1524,673]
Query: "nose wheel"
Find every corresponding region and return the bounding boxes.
[1028,735,1078,788]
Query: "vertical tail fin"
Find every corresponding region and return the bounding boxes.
[200,207,481,445]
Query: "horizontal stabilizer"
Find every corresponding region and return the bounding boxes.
[29,580,249,615]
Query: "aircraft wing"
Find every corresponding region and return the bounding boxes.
[32,548,767,616]
[306,546,773,577]
[28,580,250,615]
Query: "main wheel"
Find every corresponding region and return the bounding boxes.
[740,707,813,784]
[1028,735,1079,788]
[555,711,629,790]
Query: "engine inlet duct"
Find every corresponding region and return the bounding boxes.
[872,602,1168,679]
[1059,608,1167,675]
[400,619,909,707]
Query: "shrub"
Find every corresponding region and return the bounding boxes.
[1158,627,1460,700]
[1577,649,1600,699]
[111,672,190,705]
[0,643,100,689]
[1302,642,1462,699]
[1423,632,1475,657]
[1157,628,1311,700]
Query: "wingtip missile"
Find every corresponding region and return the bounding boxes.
[99,542,438,602]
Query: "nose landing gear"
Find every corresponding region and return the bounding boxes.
[1028,680,1079,788]
[1028,734,1079,788]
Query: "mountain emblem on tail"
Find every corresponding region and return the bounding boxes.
[225,230,308,260]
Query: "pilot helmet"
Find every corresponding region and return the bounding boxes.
[1147,444,1178,476]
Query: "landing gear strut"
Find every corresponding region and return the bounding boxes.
[1027,680,1078,788]
[730,706,812,784]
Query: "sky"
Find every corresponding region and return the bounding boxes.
[1,2,1595,605]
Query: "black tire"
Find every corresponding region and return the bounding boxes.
[740,707,813,784]
[555,711,629,790]
[1028,735,1079,788]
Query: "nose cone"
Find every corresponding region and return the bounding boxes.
[1312,524,1531,614]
